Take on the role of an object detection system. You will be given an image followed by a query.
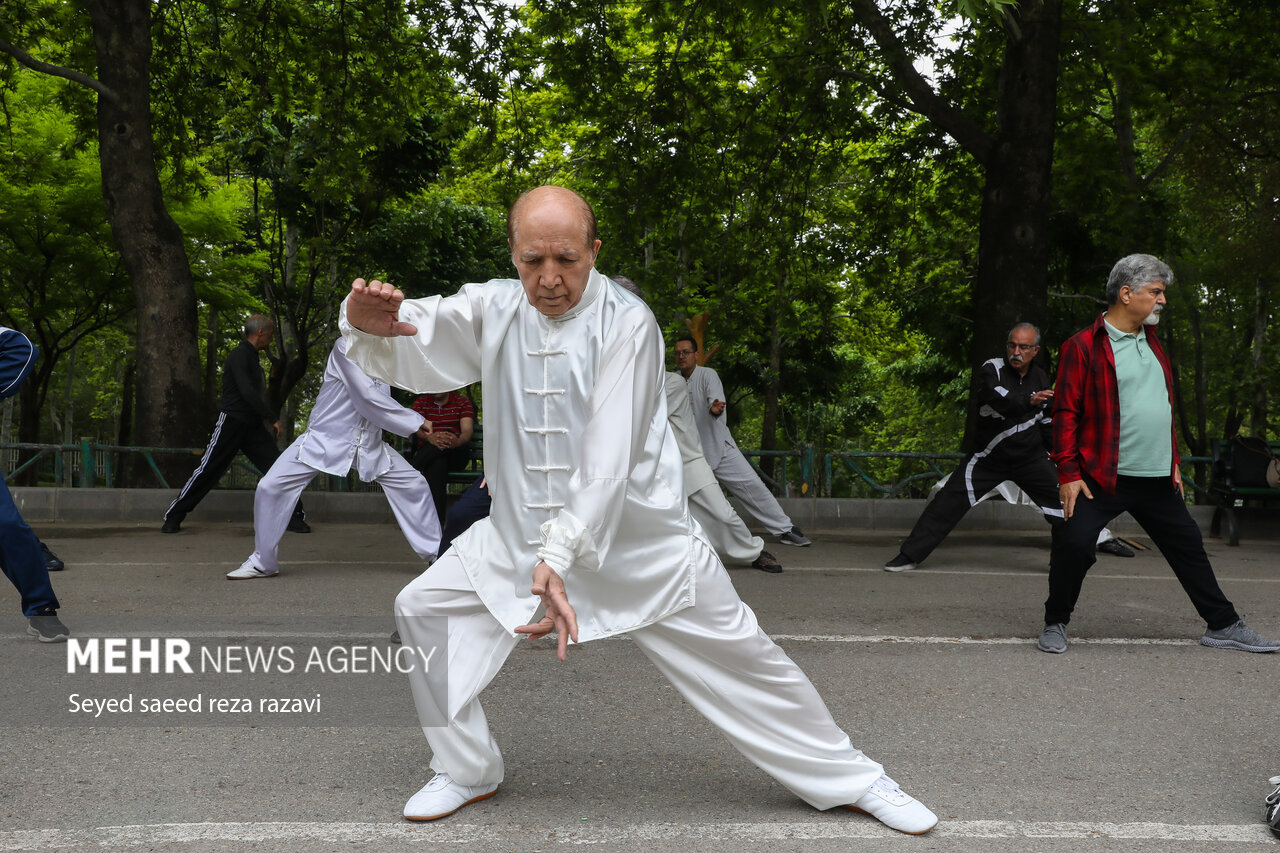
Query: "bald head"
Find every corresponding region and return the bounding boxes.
[507,186,598,249]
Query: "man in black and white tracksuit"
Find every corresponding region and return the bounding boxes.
[163,314,306,534]
[884,323,1062,572]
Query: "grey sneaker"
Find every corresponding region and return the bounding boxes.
[1037,623,1068,654]
[1266,775,1280,839]
[27,608,69,643]
[1200,619,1280,653]
[777,526,812,547]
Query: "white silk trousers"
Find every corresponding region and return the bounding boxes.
[393,540,883,810]
[249,449,441,574]
[711,447,794,536]
[689,483,765,565]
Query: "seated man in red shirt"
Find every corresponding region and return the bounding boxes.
[409,390,476,522]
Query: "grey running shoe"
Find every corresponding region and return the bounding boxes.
[1037,623,1068,654]
[1200,618,1280,653]
[27,608,69,643]
[884,553,917,572]
[777,526,812,547]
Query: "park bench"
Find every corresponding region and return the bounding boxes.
[1208,436,1280,546]
[447,422,483,488]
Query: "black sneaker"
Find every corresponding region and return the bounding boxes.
[161,514,184,534]
[884,553,917,572]
[776,526,812,547]
[27,608,69,643]
[287,516,312,534]
[39,540,64,571]
[390,630,402,644]
[751,549,784,573]
[1096,538,1134,557]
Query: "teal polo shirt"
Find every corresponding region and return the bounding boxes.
[1105,320,1173,476]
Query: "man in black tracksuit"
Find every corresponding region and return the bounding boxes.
[884,323,1060,572]
[162,315,307,534]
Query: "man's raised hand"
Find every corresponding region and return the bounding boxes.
[346,278,418,337]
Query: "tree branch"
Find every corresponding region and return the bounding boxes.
[1048,290,1107,306]
[0,37,125,109]
[847,0,995,164]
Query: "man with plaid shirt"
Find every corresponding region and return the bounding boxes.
[1039,253,1279,654]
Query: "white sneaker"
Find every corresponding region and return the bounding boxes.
[403,773,498,821]
[226,560,278,580]
[844,774,938,835]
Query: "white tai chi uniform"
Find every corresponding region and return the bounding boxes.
[664,372,764,566]
[341,271,883,809]
[243,338,441,575]
[685,364,794,536]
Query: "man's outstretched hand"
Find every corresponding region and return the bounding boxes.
[346,278,418,337]
[515,562,579,661]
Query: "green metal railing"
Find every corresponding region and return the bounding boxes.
[0,440,384,493]
[1,440,1213,501]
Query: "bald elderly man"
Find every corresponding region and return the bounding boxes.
[342,185,937,835]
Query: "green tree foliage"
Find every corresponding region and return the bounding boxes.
[1,0,1276,498]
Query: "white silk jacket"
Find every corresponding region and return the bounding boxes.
[293,337,425,481]
[340,271,696,641]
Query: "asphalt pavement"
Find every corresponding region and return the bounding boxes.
[2,516,1278,852]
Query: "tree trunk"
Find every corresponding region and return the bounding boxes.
[82,0,205,480]
[759,271,785,483]
[1249,274,1268,436]
[62,346,76,445]
[964,0,1062,449]
[204,306,221,418]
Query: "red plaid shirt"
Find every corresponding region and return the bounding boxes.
[1051,313,1180,494]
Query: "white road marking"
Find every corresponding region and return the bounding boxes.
[0,819,1273,849]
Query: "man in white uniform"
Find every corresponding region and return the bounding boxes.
[608,276,782,574]
[341,186,936,834]
[663,371,782,572]
[674,338,812,547]
[228,337,441,579]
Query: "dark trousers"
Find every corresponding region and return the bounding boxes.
[439,477,491,553]
[1045,474,1237,629]
[410,442,471,523]
[899,453,1063,564]
[165,413,304,522]
[0,479,58,616]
